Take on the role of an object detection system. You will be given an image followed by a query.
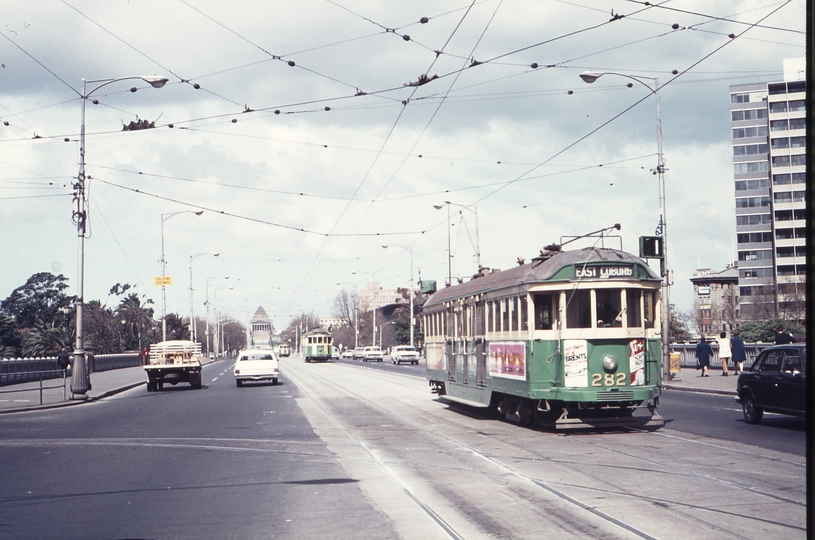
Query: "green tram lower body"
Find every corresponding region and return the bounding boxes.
[426,337,664,430]
[304,344,332,363]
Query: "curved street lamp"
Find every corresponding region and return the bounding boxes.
[579,70,670,382]
[71,75,168,399]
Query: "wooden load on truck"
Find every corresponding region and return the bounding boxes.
[145,340,203,391]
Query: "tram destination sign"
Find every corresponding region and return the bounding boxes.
[575,265,634,279]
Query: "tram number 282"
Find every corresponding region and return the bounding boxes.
[591,373,627,387]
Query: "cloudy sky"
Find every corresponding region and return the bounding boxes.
[0,0,806,331]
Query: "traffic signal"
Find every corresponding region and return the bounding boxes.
[639,236,663,259]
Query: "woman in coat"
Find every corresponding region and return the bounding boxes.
[695,336,713,377]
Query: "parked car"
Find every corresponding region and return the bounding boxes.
[234,349,279,387]
[340,349,355,359]
[736,343,806,424]
[360,346,384,362]
[390,345,420,365]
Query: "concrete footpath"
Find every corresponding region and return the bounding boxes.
[0,362,736,414]
[0,359,225,414]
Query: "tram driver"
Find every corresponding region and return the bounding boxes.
[596,290,622,327]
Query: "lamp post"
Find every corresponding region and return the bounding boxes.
[382,244,415,348]
[352,271,376,346]
[205,275,229,354]
[189,252,219,343]
[380,320,397,350]
[71,75,168,399]
[579,70,670,382]
[434,200,481,282]
[213,286,233,357]
[160,210,203,341]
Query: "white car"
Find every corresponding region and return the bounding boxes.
[331,346,340,359]
[234,349,279,387]
[360,346,384,362]
[391,345,420,365]
[340,349,355,359]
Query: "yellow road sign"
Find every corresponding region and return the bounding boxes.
[154,276,173,286]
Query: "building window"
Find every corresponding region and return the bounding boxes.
[733,162,769,174]
[775,210,792,221]
[776,247,794,258]
[737,232,773,243]
[788,100,806,112]
[777,265,795,276]
[740,268,772,279]
[795,246,806,257]
[787,81,806,93]
[790,137,806,148]
[733,143,769,156]
[794,227,806,238]
[740,287,753,297]
[772,156,790,167]
[731,108,767,121]
[738,249,772,261]
[732,126,768,138]
[793,191,805,202]
[768,83,787,95]
[770,120,788,131]
[791,173,806,183]
[790,154,806,166]
[771,138,789,149]
[789,117,806,130]
[769,101,787,113]
[774,192,792,203]
[794,209,805,220]
[775,228,794,240]
[772,174,790,185]
[735,196,770,208]
[736,214,771,226]
[730,93,750,103]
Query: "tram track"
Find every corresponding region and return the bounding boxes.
[285,359,806,538]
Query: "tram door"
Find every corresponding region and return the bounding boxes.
[476,340,486,386]
[446,340,455,381]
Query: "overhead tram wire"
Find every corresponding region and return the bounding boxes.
[93,177,426,238]
[278,0,482,314]
[624,0,804,34]
[469,1,793,208]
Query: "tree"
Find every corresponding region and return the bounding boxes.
[738,318,805,343]
[220,319,247,355]
[1,273,72,330]
[280,312,321,348]
[164,313,189,341]
[115,290,155,350]
[82,300,120,353]
[21,318,66,357]
[669,304,692,343]
[0,314,22,358]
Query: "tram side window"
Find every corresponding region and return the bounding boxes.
[626,290,642,327]
[566,290,592,328]
[510,297,518,331]
[476,300,485,335]
[520,296,528,331]
[643,291,656,329]
[596,289,623,327]
[501,299,509,332]
[533,293,556,330]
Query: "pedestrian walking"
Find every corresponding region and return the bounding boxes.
[695,336,712,377]
[730,330,747,374]
[774,326,796,345]
[717,331,731,376]
[57,347,71,370]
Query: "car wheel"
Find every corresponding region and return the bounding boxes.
[236,379,243,387]
[272,378,278,385]
[742,394,763,424]
[146,382,153,392]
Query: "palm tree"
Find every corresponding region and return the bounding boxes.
[116,293,155,350]
[22,318,65,357]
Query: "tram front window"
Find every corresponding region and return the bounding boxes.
[596,289,623,327]
[533,293,557,330]
[626,289,642,328]
[566,290,592,328]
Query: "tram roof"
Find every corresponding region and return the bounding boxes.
[424,247,659,307]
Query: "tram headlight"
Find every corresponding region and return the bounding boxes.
[602,354,618,373]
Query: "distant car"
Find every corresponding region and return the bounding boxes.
[353,348,366,360]
[390,345,420,365]
[360,346,384,362]
[234,349,279,387]
[209,352,215,359]
[331,346,340,359]
[340,349,355,359]
[736,343,806,424]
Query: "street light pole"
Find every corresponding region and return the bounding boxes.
[189,252,219,343]
[205,276,229,354]
[161,210,203,341]
[382,244,414,348]
[352,271,376,346]
[213,286,232,357]
[579,70,670,382]
[71,75,168,399]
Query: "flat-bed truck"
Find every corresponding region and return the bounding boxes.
[145,340,203,391]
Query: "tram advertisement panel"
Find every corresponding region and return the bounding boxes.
[629,338,645,386]
[564,340,589,387]
[426,343,445,371]
[488,342,526,380]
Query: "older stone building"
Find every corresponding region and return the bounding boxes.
[249,306,274,349]
[689,265,739,337]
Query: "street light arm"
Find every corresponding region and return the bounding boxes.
[578,70,657,93]
[84,76,169,97]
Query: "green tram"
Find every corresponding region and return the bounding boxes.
[423,246,665,430]
[303,329,333,363]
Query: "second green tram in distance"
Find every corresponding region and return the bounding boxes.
[303,328,333,363]
[423,243,665,430]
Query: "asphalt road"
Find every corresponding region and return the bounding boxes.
[0,359,395,540]
[0,356,807,539]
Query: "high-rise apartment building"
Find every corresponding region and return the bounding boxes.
[730,58,806,323]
